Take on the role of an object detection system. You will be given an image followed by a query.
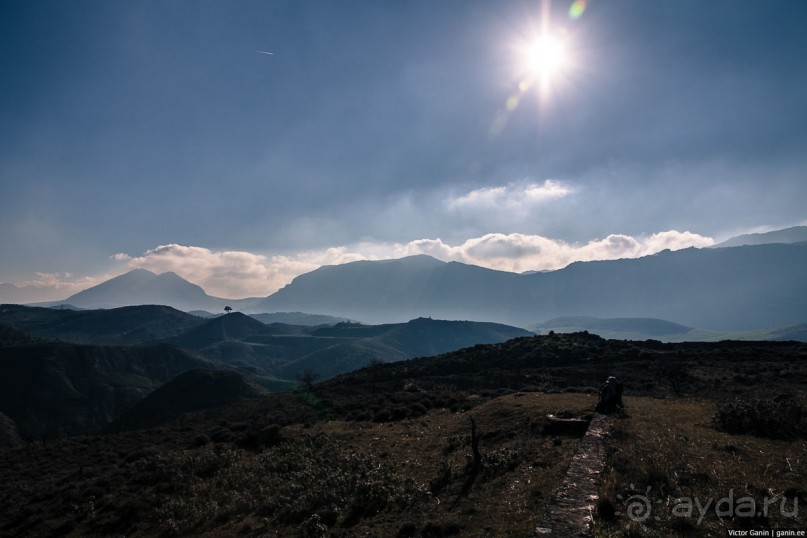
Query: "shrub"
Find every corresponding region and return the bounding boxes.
[402,379,419,393]
[713,395,807,440]
[409,403,428,417]
[239,424,282,451]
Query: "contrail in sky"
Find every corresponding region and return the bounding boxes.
[256,50,274,55]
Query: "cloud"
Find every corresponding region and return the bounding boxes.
[395,230,713,273]
[108,230,713,299]
[116,244,374,299]
[446,179,572,211]
[2,272,111,302]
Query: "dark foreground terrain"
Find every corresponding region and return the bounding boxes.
[0,332,805,536]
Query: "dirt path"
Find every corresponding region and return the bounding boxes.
[535,413,610,536]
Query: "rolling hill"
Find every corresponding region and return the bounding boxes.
[167,315,533,381]
[0,305,532,385]
[0,303,206,345]
[285,317,533,379]
[118,368,267,431]
[0,340,214,443]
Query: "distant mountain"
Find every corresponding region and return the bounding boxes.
[0,304,206,345]
[714,226,807,248]
[165,314,531,381]
[287,318,533,379]
[0,342,213,442]
[54,269,261,312]
[257,244,807,331]
[765,324,807,342]
[257,254,524,324]
[534,316,694,340]
[533,316,807,343]
[119,368,266,431]
[61,269,223,311]
[250,312,351,326]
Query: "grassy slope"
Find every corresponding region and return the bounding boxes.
[0,333,805,536]
[598,397,806,536]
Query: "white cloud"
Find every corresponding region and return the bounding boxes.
[446,179,572,210]
[2,272,111,302]
[116,244,376,299]
[109,230,713,298]
[394,231,712,273]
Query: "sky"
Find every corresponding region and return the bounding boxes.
[1,0,806,301]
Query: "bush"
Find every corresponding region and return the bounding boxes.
[714,395,807,440]
[409,403,428,417]
[239,424,282,451]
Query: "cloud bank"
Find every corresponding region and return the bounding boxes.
[111,230,713,298]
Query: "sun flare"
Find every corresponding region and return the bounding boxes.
[522,33,567,82]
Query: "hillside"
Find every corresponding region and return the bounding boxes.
[0,304,206,345]
[119,368,266,431]
[169,312,273,348]
[0,324,39,346]
[0,333,804,536]
[0,341,213,443]
[168,316,532,381]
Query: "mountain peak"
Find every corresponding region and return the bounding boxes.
[64,268,220,311]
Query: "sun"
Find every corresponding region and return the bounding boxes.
[522,33,567,82]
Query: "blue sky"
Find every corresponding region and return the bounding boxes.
[2,0,806,300]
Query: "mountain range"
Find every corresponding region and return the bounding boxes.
[261,242,807,330]
[5,227,806,332]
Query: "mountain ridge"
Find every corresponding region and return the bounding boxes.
[259,243,807,330]
[713,225,807,248]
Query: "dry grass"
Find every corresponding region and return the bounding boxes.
[596,396,807,537]
[0,391,596,537]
